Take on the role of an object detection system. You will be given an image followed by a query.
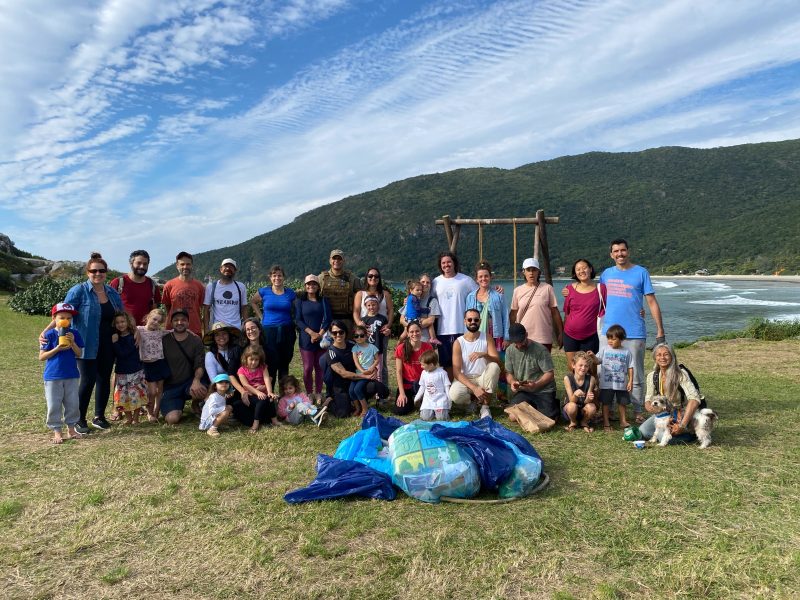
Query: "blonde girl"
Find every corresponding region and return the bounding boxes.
[137,308,172,422]
[111,311,147,425]
[562,351,598,432]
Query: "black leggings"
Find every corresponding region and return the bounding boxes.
[263,324,296,384]
[77,347,115,422]
[230,392,277,427]
[391,382,420,416]
[330,380,389,418]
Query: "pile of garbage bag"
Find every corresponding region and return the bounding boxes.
[285,409,545,504]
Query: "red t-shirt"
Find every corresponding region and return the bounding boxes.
[110,275,162,325]
[394,342,434,389]
[162,278,206,336]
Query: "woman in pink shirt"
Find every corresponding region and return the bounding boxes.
[562,259,606,373]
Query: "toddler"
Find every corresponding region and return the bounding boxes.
[39,302,85,444]
[111,311,148,425]
[414,350,451,421]
[401,281,438,344]
[200,374,234,437]
[589,324,633,431]
[350,325,379,417]
[277,375,325,426]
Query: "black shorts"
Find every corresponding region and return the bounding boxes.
[563,331,599,353]
[143,358,171,383]
[599,389,630,406]
[437,334,460,369]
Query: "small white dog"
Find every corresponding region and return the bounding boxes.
[648,395,718,449]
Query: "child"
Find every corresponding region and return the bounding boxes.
[589,324,633,432]
[236,345,280,433]
[199,374,234,437]
[39,302,85,444]
[400,281,438,344]
[277,375,325,426]
[137,308,172,422]
[362,295,388,380]
[414,350,451,421]
[350,325,379,417]
[562,351,598,432]
[111,311,148,425]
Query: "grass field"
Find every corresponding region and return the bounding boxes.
[1,294,798,599]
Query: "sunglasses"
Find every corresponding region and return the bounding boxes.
[353,333,366,339]
[367,274,380,279]
[330,330,345,336]
[88,269,107,274]
[465,318,481,323]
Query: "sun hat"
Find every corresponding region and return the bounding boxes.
[203,322,241,345]
[51,302,78,316]
[508,323,528,343]
[522,258,540,270]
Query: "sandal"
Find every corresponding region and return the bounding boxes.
[564,423,577,432]
[581,424,594,433]
[603,425,613,433]
[635,414,646,425]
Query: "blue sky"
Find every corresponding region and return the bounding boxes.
[3,0,800,272]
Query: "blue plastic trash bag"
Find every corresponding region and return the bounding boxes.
[430,423,517,490]
[470,416,541,460]
[284,454,396,503]
[388,421,480,503]
[334,427,393,477]
[497,442,543,499]
[361,408,404,440]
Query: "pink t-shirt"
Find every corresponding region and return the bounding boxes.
[511,283,558,345]
[237,365,265,389]
[563,283,607,340]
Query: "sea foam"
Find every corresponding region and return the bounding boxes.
[689,295,800,307]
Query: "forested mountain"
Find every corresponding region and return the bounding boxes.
[156,139,800,281]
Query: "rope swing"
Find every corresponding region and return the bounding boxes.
[513,218,518,288]
[478,222,484,263]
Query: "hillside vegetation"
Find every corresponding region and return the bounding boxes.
[154,140,800,280]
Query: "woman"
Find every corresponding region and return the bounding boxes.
[295,274,331,399]
[399,273,440,342]
[393,320,434,416]
[205,321,278,428]
[639,344,701,444]
[509,258,563,352]
[353,267,394,381]
[562,258,606,372]
[465,261,509,352]
[55,252,124,433]
[239,317,269,365]
[326,320,389,418]
[250,265,296,383]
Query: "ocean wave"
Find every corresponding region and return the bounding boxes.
[772,313,800,322]
[653,281,678,288]
[689,295,800,307]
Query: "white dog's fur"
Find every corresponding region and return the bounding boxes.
[648,395,718,448]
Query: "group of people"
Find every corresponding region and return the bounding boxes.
[39,239,707,447]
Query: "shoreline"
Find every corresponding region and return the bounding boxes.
[650,274,800,283]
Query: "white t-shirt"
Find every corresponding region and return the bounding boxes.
[204,280,247,329]
[415,367,451,410]
[432,273,478,336]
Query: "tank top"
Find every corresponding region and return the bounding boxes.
[566,373,591,404]
[359,290,388,318]
[458,333,488,377]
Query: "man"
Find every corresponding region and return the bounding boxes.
[160,309,207,424]
[203,258,248,331]
[319,249,362,333]
[598,238,665,420]
[162,251,206,336]
[449,309,501,419]
[431,251,478,379]
[504,323,558,421]
[109,249,162,325]
[509,257,563,351]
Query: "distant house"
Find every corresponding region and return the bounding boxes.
[695,268,709,276]
[555,266,566,276]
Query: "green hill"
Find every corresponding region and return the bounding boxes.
[156,139,800,281]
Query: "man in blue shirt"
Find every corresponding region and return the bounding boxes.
[598,239,665,421]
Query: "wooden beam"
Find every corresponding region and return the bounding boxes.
[442,215,454,250]
[450,224,461,253]
[435,217,559,225]
[536,209,553,286]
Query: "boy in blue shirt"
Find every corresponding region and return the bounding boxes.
[39,302,85,443]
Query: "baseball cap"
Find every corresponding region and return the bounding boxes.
[522,258,540,270]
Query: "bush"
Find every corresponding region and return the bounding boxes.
[692,317,800,344]
[0,268,13,292]
[9,276,83,315]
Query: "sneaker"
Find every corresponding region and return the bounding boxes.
[479,405,492,419]
[91,417,111,430]
[74,421,90,435]
[207,426,220,438]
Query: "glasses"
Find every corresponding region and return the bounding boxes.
[367,274,380,279]
[88,269,107,274]
[465,318,481,323]
[330,330,345,336]
[353,333,366,339]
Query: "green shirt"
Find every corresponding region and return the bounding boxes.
[505,342,556,394]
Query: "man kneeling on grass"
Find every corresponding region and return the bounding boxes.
[160,309,207,424]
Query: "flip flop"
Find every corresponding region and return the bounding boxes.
[564,423,577,432]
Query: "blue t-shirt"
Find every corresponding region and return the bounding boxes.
[352,342,379,370]
[596,346,632,391]
[41,328,84,381]
[599,265,655,339]
[258,287,297,327]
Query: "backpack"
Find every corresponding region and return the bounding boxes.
[652,364,707,409]
[209,280,244,324]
